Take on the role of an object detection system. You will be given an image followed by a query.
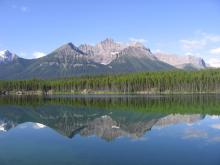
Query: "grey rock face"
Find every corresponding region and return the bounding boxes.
[117,44,155,60]
[79,38,125,65]
[155,52,206,70]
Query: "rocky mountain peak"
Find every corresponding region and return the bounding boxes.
[83,38,124,65]
[54,42,86,57]
[78,44,95,56]
[186,55,206,68]
[0,50,17,63]
[117,42,154,60]
[101,38,115,44]
[98,38,123,51]
[57,42,80,52]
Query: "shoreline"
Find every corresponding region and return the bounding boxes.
[1,90,220,97]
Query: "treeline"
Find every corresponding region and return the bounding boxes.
[1,69,220,94]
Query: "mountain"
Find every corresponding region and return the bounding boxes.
[0,50,17,63]
[154,52,206,70]
[79,38,125,65]
[0,102,204,141]
[0,105,204,141]
[0,39,177,79]
[109,43,174,72]
[0,50,33,79]
[17,43,110,79]
[155,114,204,128]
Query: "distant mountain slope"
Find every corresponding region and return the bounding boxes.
[0,58,33,79]
[154,52,206,70]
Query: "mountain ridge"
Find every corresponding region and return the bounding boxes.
[0,39,207,79]
[154,52,206,70]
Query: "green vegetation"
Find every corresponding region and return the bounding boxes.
[1,69,220,94]
[0,95,220,115]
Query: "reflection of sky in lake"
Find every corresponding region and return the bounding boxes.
[151,115,220,144]
[0,114,219,165]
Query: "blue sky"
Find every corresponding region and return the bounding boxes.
[0,0,220,65]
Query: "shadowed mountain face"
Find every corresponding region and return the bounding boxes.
[0,95,215,141]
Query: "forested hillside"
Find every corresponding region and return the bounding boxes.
[0,69,220,94]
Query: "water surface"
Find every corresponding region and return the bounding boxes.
[0,95,220,165]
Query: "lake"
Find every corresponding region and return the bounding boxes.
[0,95,220,165]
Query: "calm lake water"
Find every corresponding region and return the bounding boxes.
[0,95,220,165]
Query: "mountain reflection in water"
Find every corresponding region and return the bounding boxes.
[0,95,217,140]
[0,95,220,165]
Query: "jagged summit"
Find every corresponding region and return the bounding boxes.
[0,50,17,63]
[100,38,115,44]
[55,42,85,54]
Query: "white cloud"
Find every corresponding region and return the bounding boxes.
[183,129,208,139]
[201,33,220,42]
[207,115,220,120]
[154,49,163,53]
[33,123,46,129]
[33,52,46,58]
[185,52,194,56]
[208,58,220,68]
[210,47,220,54]
[17,123,46,129]
[20,52,27,57]
[184,52,201,57]
[129,38,147,43]
[180,32,220,51]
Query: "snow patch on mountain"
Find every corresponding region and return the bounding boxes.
[0,50,16,63]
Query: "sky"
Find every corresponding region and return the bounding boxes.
[0,0,220,66]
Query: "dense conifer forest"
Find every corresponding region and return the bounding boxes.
[1,69,220,94]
